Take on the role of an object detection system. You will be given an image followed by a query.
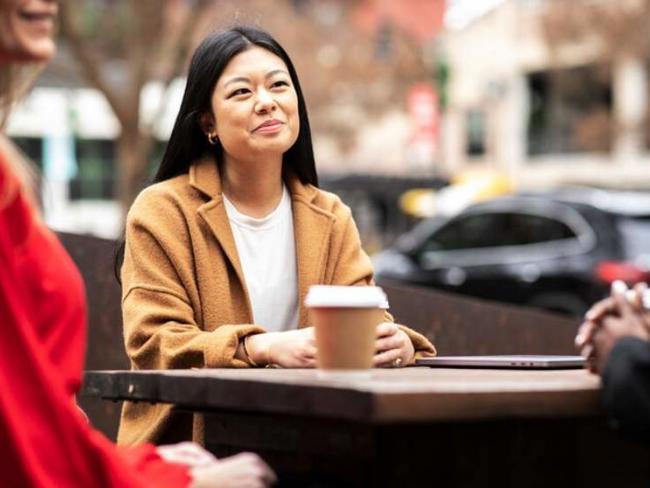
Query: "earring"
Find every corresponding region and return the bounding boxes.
[207,131,218,145]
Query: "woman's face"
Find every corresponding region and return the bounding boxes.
[0,0,58,63]
[209,46,300,164]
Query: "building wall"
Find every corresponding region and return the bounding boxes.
[441,0,650,190]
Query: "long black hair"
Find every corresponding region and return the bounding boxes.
[115,26,318,281]
[154,25,318,186]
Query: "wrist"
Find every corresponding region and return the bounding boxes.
[246,333,274,366]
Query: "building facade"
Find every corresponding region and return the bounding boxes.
[440,0,650,190]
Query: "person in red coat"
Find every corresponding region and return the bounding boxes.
[0,1,275,487]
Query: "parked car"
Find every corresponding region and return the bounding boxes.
[372,190,650,316]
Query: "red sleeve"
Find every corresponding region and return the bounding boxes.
[0,156,191,488]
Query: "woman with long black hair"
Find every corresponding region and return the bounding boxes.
[118,26,435,446]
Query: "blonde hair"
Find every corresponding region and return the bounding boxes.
[0,63,40,127]
[0,62,42,208]
[0,134,38,209]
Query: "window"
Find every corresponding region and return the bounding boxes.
[499,213,576,246]
[148,140,167,178]
[422,211,576,253]
[422,213,505,252]
[618,216,650,261]
[527,65,612,156]
[10,137,43,170]
[69,139,116,200]
[466,110,486,156]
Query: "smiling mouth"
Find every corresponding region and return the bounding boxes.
[19,11,57,22]
[253,120,285,133]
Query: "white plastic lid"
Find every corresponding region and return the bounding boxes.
[304,285,389,309]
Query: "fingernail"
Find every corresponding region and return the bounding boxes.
[612,280,627,295]
[625,289,637,304]
[643,290,650,309]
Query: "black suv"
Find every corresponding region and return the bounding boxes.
[372,190,650,316]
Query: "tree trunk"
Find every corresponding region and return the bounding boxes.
[116,132,154,218]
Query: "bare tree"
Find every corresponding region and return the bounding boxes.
[59,0,214,210]
[60,0,431,210]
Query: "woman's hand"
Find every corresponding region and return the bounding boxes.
[190,452,276,488]
[246,323,416,369]
[373,322,415,368]
[246,328,317,368]
[157,442,217,468]
[157,443,276,487]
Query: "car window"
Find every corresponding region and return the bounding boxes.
[617,217,650,260]
[422,213,506,251]
[501,213,577,246]
[422,211,577,253]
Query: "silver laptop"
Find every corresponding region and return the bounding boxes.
[415,355,585,369]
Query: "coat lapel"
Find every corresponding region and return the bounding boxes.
[288,176,335,327]
[190,158,252,320]
[197,202,246,288]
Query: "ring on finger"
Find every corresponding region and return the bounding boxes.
[392,357,403,368]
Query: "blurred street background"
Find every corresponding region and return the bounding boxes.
[9,0,650,314]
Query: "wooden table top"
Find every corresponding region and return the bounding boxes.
[82,367,602,423]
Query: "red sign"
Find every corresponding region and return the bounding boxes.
[406,83,439,167]
[408,83,439,136]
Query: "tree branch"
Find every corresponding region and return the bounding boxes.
[163,0,213,85]
[129,1,163,106]
[145,0,214,135]
[59,0,130,125]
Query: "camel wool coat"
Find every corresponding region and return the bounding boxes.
[117,157,436,446]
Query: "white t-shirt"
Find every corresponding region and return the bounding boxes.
[222,186,299,332]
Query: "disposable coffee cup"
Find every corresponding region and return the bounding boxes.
[305,285,389,373]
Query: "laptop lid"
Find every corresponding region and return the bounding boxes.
[415,355,585,369]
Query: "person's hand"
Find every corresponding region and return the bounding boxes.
[247,328,317,368]
[157,442,217,468]
[591,309,650,374]
[578,281,650,374]
[624,282,650,335]
[583,295,618,324]
[190,452,276,488]
[575,318,599,373]
[575,295,618,371]
[373,322,415,367]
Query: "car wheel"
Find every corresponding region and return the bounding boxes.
[526,292,589,317]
